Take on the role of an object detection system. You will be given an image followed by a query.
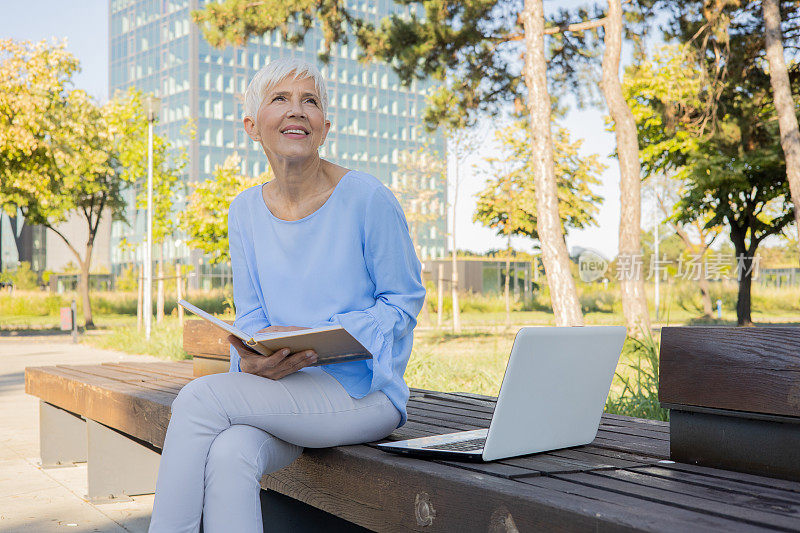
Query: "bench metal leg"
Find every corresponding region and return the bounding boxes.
[39,401,87,467]
[86,419,161,503]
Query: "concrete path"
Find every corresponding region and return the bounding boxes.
[0,336,162,532]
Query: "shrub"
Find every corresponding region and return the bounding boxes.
[8,261,39,290]
[115,265,139,292]
[579,286,617,313]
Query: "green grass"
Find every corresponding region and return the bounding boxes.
[81,317,189,360]
[605,332,668,421]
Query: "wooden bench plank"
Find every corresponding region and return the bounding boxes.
[110,361,195,380]
[551,470,800,531]
[628,465,800,505]
[517,475,778,533]
[265,444,763,533]
[26,366,174,448]
[636,461,800,494]
[54,365,185,394]
[660,327,800,418]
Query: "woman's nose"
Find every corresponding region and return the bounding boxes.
[287,98,306,118]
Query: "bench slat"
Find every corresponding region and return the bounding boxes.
[551,469,800,531]
[265,442,760,532]
[518,474,777,533]
[26,366,174,448]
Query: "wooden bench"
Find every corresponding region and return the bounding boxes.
[25,323,800,531]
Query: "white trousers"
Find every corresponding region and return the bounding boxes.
[148,366,401,533]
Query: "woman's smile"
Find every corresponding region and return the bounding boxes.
[280,124,310,139]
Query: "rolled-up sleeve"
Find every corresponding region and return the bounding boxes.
[326,187,426,393]
[228,203,270,372]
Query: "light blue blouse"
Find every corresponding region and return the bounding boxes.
[227,170,426,427]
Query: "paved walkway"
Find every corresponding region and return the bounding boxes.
[0,336,162,532]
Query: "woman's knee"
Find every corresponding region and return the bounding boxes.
[170,373,226,415]
[205,425,302,482]
[206,425,267,475]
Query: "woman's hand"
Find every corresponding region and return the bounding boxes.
[228,326,318,380]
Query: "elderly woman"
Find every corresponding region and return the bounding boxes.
[148,58,426,532]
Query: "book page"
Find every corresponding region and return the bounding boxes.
[177,299,251,342]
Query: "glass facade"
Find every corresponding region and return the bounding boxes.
[109,0,447,286]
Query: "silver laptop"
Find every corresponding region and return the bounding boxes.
[377,326,626,462]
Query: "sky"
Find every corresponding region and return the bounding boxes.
[1,0,630,259]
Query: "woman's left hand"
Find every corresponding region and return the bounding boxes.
[228,326,318,379]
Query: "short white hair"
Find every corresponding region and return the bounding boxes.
[243,57,329,120]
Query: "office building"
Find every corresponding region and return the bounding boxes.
[108,0,447,289]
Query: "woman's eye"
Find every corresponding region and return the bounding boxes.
[305,98,318,105]
[272,95,285,102]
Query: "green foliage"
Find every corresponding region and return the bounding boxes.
[474,120,604,240]
[5,261,39,290]
[0,292,63,316]
[605,333,669,421]
[0,39,190,325]
[112,89,194,248]
[115,265,139,292]
[179,154,266,265]
[623,43,796,325]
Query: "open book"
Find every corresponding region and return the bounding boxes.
[177,299,372,366]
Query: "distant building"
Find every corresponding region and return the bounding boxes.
[423,258,538,298]
[108,0,447,289]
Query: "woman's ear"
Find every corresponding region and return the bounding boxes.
[243,116,261,141]
[319,119,332,146]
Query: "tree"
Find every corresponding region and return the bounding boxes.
[599,0,651,334]
[191,0,591,326]
[519,0,586,326]
[654,177,722,317]
[180,154,267,265]
[762,0,800,259]
[624,43,795,325]
[651,0,800,256]
[475,119,604,324]
[390,144,446,327]
[624,45,722,317]
[448,126,488,333]
[0,40,155,327]
[390,145,445,257]
[114,90,192,323]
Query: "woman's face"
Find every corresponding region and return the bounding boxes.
[243,74,330,163]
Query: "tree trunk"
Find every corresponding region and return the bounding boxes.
[505,234,511,329]
[156,243,165,324]
[79,251,94,329]
[437,263,444,328]
[600,0,651,336]
[8,215,25,260]
[521,0,584,326]
[451,144,461,334]
[137,264,143,331]
[763,0,800,260]
[729,224,753,326]
[698,270,714,317]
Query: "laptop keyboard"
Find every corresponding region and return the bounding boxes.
[422,437,486,451]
